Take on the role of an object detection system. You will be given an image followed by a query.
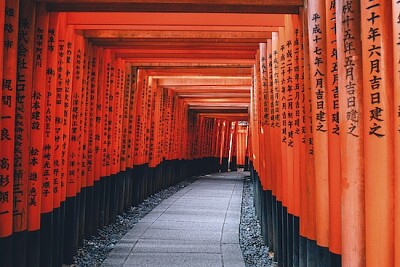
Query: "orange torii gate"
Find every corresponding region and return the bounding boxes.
[0,1,399,267]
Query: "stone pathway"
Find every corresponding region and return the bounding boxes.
[101,172,246,267]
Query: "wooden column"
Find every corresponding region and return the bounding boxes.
[307,0,330,253]
[39,12,60,267]
[394,1,400,266]
[260,42,271,190]
[278,27,288,213]
[13,0,35,266]
[325,0,341,257]
[61,24,75,265]
[54,13,68,267]
[292,14,302,219]
[302,2,317,252]
[65,32,84,264]
[336,0,366,265]
[298,8,309,267]
[121,63,132,172]
[360,1,395,266]
[0,0,19,266]
[0,0,4,138]
[26,5,48,267]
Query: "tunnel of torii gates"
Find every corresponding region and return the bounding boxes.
[0,0,398,267]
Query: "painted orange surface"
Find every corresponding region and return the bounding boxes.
[336,0,366,265]
[361,0,395,266]
[394,1,400,266]
[301,5,317,241]
[324,0,341,255]
[308,0,330,248]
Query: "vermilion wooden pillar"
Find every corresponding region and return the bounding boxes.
[84,43,99,238]
[0,1,19,266]
[121,63,132,173]
[279,26,289,267]
[94,47,106,228]
[394,1,400,266]
[271,30,283,262]
[291,14,302,267]
[107,52,117,223]
[360,1,395,266]
[65,32,84,264]
[336,0,366,266]
[307,1,330,260]
[78,43,92,236]
[40,12,60,267]
[110,57,119,177]
[298,8,309,267]
[254,49,264,185]
[291,14,301,219]
[325,0,341,259]
[13,0,35,266]
[0,0,4,138]
[116,59,126,213]
[54,13,68,267]
[278,27,288,215]
[230,122,238,171]
[127,66,138,171]
[266,39,276,251]
[27,4,48,267]
[120,62,132,208]
[61,24,75,265]
[284,16,295,217]
[260,42,271,189]
[96,48,109,227]
[301,4,317,265]
[100,49,111,225]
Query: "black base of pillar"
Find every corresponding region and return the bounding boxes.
[63,196,79,264]
[39,212,53,267]
[318,245,331,267]
[85,186,94,239]
[12,230,27,267]
[299,236,308,267]
[26,230,40,267]
[52,207,61,266]
[0,235,13,267]
[292,216,300,267]
[307,239,318,267]
[58,202,66,267]
[330,252,342,267]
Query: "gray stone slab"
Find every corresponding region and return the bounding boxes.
[222,244,246,267]
[140,228,222,242]
[131,239,221,253]
[163,208,227,217]
[102,252,129,266]
[149,220,223,231]
[156,213,226,223]
[222,230,240,244]
[123,252,222,267]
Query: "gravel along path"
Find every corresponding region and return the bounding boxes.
[72,173,276,267]
[239,175,277,267]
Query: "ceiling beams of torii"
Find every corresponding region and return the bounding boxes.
[33,1,298,120]
[36,0,302,14]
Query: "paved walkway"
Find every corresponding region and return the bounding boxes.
[102,172,246,267]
